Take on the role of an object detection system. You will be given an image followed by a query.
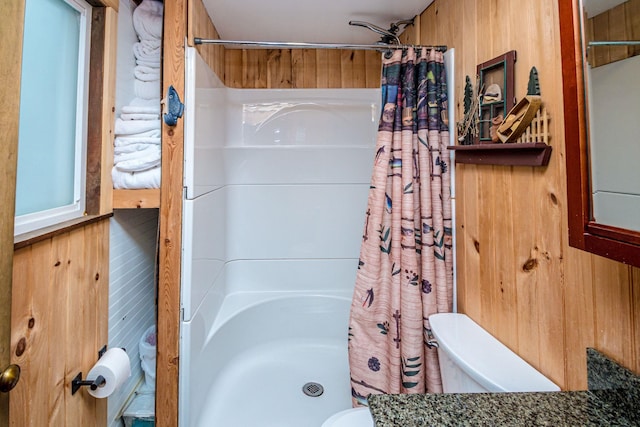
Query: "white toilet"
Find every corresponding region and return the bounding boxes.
[321,312,559,427]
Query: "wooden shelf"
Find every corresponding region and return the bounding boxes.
[447,143,552,166]
[113,189,160,209]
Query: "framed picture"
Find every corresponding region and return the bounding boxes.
[476,50,516,144]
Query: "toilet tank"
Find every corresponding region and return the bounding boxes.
[428,313,560,393]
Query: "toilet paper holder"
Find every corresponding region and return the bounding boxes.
[71,345,123,395]
[71,373,106,395]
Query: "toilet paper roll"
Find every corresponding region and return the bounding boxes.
[87,348,131,398]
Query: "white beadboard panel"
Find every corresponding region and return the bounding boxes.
[184,47,227,199]
[224,146,375,185]
[225,88,379,148]
[108,209,159,427]
[181,189,227,321]
[226,184,369,260]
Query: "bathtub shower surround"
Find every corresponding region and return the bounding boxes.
[179,47,380,427]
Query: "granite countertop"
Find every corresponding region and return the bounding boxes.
[367,349,640,426]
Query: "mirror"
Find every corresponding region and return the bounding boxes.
[559,0,640,267]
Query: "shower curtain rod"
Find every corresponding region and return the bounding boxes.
[193,38,447,52]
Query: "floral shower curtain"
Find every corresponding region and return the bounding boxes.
[348,47,453,404]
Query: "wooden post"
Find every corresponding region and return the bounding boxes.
[157,0,186,425]
[0,0,24,424]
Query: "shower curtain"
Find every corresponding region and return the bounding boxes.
[348,47,453,404]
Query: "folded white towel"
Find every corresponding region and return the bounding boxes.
[120,112,159,121]
[134,65,161,82]
[114,134,161,147]
[134,39,161,55]
[113,144,160,165]
[114,142,157,155]
[133,0,164,41]
[135,79,160,100]
[136,58,161,68]
[114,145,161,168]
[112,166,161,189]
[115,118,161,136]
[124,97,161,112]
[133,40,161,61]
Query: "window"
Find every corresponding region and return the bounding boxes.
[15,0,92,235]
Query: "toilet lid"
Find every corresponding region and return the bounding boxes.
[321,407,373,427]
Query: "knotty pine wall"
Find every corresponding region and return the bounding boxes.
[418,0,640,390]
[11,220,109,426]
[185,0,640,394]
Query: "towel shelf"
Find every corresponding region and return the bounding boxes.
[113,189,160,209]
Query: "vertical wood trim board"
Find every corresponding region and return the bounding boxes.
[158,0,186,425]
[108,209,159,427]
[86,6,117,216]
[420,0,640,390]
[0,0,24,424]
[11,220,110,426]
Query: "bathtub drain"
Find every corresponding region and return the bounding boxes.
[302,382,324,397]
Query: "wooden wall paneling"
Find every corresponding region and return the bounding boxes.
[10,243,38,426]
[326,50,343,88]
[65,223,109,422]
[364,51,381,89]
[11,222,109,426]
[503,0,543,369]
[242,50,268,88]
[627,0,640,57]
[340,50,366,88]
[158,0,186,425]
[224,47,379,89]
[93,221,109,423]
[399,14,420,45]
[529,0,568,387]
[315,50,330,88]
[563,248,596,390]
[224,49,243,87]
[302,49,319,88]
[188,0,225,80]
[607,3,631,62]
[486,1,519,347]
[592,257,635,368]
[266,49,292,88]
[290,49,304,88]
[49,232,70,424]
[633,266,640,373]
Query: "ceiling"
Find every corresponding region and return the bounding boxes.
[201,0,435,45]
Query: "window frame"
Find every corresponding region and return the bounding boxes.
[14,0,116,242]
[14,0,94,236]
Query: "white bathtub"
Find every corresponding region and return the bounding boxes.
[180,260,358,427]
